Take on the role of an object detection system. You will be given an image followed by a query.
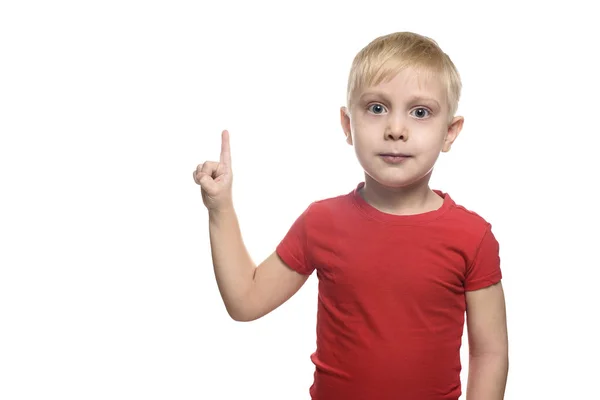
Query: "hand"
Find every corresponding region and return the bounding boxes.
[193,130,233,211]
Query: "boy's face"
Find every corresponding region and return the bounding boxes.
[341,67,463,189]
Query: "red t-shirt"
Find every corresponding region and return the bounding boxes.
[276,182,502,400]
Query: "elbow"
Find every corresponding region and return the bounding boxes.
[226,305,257,322]
[223,288,261,322]
[230,312,258,322]
[226,307,246,322]
[229,311,251,322]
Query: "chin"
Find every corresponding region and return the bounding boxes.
[357,156,431,187]
[364,166,434,190]
[365,172,421,189]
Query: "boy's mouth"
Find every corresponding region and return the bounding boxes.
[379,153,412,164]
[379,152,411,157]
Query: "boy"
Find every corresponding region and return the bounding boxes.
[193,32,508,400]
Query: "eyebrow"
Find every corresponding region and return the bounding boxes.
[359,92,441,108]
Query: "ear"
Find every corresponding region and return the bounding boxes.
[442,116,464,152]
[340,106,353,145]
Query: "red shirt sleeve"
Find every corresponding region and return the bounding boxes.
[275,205,315,276]
[464,224,502,291]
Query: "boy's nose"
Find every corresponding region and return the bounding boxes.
[385,130,406,141]
[385,115,408,141]
[384,125,408,141]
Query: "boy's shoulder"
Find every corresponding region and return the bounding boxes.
[439,192,498,248]
[444,194,494,229]
[302,185,358,214]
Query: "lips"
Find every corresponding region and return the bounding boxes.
[379,153,411,164]
[379,153,411,157]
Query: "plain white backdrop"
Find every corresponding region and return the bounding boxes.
[1,1,599,399]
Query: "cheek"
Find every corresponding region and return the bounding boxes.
[353,118,385,139]
[412,126,446,147]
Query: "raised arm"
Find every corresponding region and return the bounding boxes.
[193,130,310,321]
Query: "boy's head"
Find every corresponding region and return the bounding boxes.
[346,31,461,119]
[341,32,465,189]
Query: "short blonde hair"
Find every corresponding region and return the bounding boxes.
[346,32,462,118]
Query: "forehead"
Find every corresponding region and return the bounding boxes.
[359,67,446,104]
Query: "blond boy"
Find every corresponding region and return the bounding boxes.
[194,32,509,400]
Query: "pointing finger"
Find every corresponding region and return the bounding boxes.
[220,130,231,170]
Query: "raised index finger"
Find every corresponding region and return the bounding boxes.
[219,129,231,169]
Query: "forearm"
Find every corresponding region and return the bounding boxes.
[208,206,256,320]
[466,353,508,400]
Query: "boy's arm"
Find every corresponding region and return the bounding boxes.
[209,207,310,322]
[465,281,509,400]
[195,130,309,322]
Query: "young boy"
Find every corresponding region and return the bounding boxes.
[193,32,508,400]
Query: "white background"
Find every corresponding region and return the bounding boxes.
[1,1,599,399]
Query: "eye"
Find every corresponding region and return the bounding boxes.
[410,107,431,119]
[367,103,387,115]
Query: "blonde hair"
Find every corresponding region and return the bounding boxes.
[346,32,462,118]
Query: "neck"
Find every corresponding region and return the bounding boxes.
[360,173,442,216]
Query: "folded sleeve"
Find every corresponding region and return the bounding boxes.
[275,204,315,276]
[464,224,503,291]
